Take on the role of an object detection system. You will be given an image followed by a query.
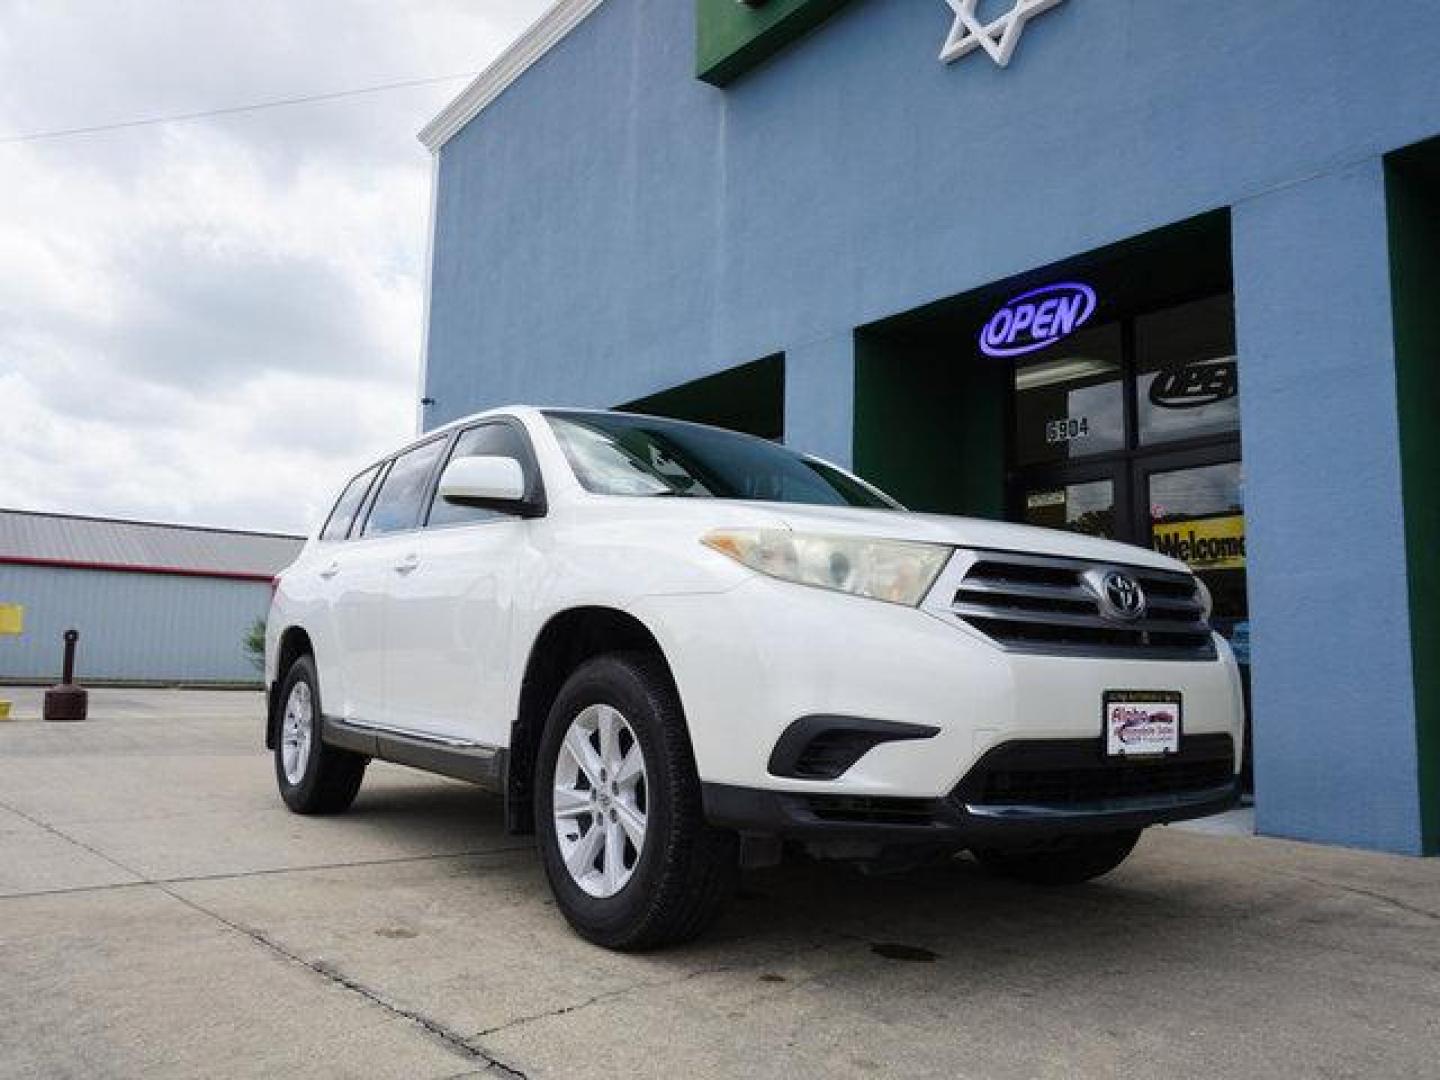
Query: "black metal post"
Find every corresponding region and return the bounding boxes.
[44,628,88,722]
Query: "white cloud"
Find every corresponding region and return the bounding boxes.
[0,0,548,534]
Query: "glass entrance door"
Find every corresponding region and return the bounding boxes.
[1140,452,1251,788]
[1142,457,1246,633]
[1005,291,1252,792]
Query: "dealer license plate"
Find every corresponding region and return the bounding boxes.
[1104,690,1182,758]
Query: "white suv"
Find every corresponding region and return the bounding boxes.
[266,407,1243,950]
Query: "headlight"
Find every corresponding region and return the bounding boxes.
[1195,576,1214,621]
[702,528,950,606]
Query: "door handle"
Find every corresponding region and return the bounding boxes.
[319,562,340,580]
[394,553,420,574]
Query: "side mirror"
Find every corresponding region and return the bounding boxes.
[437,456,539,516]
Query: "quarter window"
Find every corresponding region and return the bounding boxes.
[319,466,379,542]
[361,439,447,537]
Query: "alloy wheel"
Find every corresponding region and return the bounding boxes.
[552,703,649,898]
[281,681,314,785]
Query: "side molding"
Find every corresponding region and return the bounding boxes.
[322,716,506,791]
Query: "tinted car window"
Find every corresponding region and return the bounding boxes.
[545,411,899,509]
[427,422,532,528]
[319,466,379,542]
[361,439,447,537]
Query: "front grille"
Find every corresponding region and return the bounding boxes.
[949,551,1216,660]
[954,734,1235,807]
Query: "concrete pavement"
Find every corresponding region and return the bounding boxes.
[1,688,1437,1078]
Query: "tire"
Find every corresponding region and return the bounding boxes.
[534,652,739,951]
[274,654,368,815]
[974,829,1142,886]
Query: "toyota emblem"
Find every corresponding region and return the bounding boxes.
[1085,568,1147,622]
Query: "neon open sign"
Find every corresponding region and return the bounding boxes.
[979,282,1097,358]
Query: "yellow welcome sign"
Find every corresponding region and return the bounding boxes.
[0,604,22,636]
[0,604,18,719]
[1152,515,1246,571]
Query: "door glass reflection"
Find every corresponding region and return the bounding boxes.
[1137,295,1240,446]
[1024,479,1115,539]
[1013,324,1125,467]
[1149,460,1247,639]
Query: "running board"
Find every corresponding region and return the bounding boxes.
[321,715,505,790]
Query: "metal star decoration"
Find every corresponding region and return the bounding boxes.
[940,0,1067,67]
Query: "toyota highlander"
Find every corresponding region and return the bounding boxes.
[265,407,1244,950]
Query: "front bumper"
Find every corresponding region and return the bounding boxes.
[703,732,1240,845]
[632,576,1248,801]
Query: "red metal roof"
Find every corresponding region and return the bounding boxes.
[0,509,303,580]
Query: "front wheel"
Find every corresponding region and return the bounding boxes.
[535,652,739,951]
[974,829,1141,886]
[274,654,368,815]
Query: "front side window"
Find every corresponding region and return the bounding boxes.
[319,465,379,542]
[545,411,899,509]
[361,438,447,537]
[427,422,533,528]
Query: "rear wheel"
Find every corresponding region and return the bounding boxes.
[274,654,367,815]
[535,652,739,951]
[974,829,1141,886]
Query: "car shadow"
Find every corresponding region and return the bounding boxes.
[327,772,1257,976]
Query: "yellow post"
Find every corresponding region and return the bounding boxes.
[0,604,22,719]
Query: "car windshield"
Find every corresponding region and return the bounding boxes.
[544,411,901,509]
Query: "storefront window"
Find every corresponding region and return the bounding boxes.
[1023,479,1115,539]
[1137,295,1239,446]
[1149,460,1247,625]
[1003,289,1249,792]
[1012,324,1124,466]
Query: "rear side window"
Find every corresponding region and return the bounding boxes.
[427,422,533,529]
[361,439,447,537]
[319,465,379,542]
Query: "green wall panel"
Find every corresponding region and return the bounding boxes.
[696,0,852,87]
[1386,142,1440,854]
[853,330,1006,518]
[620,354,785,440]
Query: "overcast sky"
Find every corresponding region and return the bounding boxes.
[0,0,548,536]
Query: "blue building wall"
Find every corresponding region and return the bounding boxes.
[424,0,1440,852]
[0,566,271,684]
[1233,162,1420,852]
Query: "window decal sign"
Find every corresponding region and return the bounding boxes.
[1152,514,1246,571]
[980,282,1096,358]
[1149,357,1239,409]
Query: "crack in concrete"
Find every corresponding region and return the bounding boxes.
[162,886,529,1078]
[0,845,535,903]
[0,795,532,1077]
[471,963,736,1039]
[470,929,867,1043]
[1289,873,1440,923]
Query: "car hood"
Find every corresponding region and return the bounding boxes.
[746,502,1187,573]
[566,496,1190,574]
